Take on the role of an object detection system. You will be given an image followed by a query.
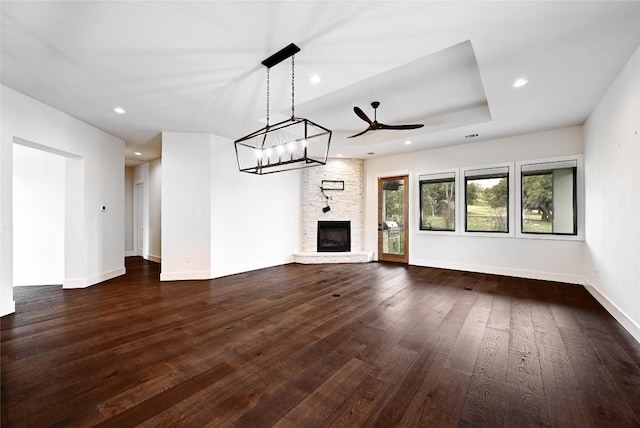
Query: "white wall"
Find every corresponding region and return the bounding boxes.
[1,85,125,316]
[13,144,65,286]
[124,167,134,256]
[210,133,300,278]
[365,126,584,284]
[583,45,640,342]
[161,131,301,281]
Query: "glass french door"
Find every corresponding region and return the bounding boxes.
[378,175,409,263]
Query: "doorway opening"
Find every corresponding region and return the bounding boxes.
[11,137,83,289]
[13,144,65,286]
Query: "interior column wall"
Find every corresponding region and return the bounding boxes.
[161,132,212,280]
[583,45,640,342]
[161,131,301,281]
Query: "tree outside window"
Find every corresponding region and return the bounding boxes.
[465,175,508,232]
[420,178,455,231]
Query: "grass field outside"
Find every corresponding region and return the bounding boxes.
[425,196,554,233]
[422,215,453,231]
[466,201,507,232]
[523,210,552,233]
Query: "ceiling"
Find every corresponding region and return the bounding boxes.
[2,1,639,165]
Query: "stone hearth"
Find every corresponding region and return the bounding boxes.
[293,251,374,264]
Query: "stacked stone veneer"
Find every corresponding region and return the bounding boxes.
[300,158,364,252]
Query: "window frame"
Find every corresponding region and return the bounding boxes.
[461,163,515,238]
[516,156,584,241]
[417,170,459,234]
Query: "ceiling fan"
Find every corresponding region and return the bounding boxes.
[348,101,424,138]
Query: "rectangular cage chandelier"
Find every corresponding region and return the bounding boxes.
[234,43,332,175]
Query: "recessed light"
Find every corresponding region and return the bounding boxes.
[134,152,142,156]
[404,140,412,145]
[336,154,343,157]
[309,74,321,84]
[114,106,126,114]
[512,78,529,88]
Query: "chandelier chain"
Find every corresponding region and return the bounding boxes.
[266,68,270,126]
[291,55,295,119]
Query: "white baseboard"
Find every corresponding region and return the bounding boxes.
[63,267,126,289]
[160,271,212,281]
[13,277,64,286]
[583,278,640,344]
[146,254,161,263]
[124,251,135,257]
[410,258,583,285]
[0,300,16,317]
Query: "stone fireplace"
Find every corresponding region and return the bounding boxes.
[293,159,372,264]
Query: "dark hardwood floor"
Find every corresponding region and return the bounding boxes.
[2,257,639,427]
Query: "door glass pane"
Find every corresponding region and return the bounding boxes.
[382,180,404,255]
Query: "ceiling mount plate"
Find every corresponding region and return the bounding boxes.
[261,43,301,68]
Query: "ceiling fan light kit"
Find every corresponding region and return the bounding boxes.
[234,43,332,175]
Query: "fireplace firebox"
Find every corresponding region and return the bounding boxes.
[317,221,351,252]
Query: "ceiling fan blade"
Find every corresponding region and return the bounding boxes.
[353,106,373,125]
[378,123,424,130]
[347,128,372,138]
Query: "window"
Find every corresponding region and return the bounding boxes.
[521,160,577,235]
[419,172,456,231]
[465,167,509,233]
